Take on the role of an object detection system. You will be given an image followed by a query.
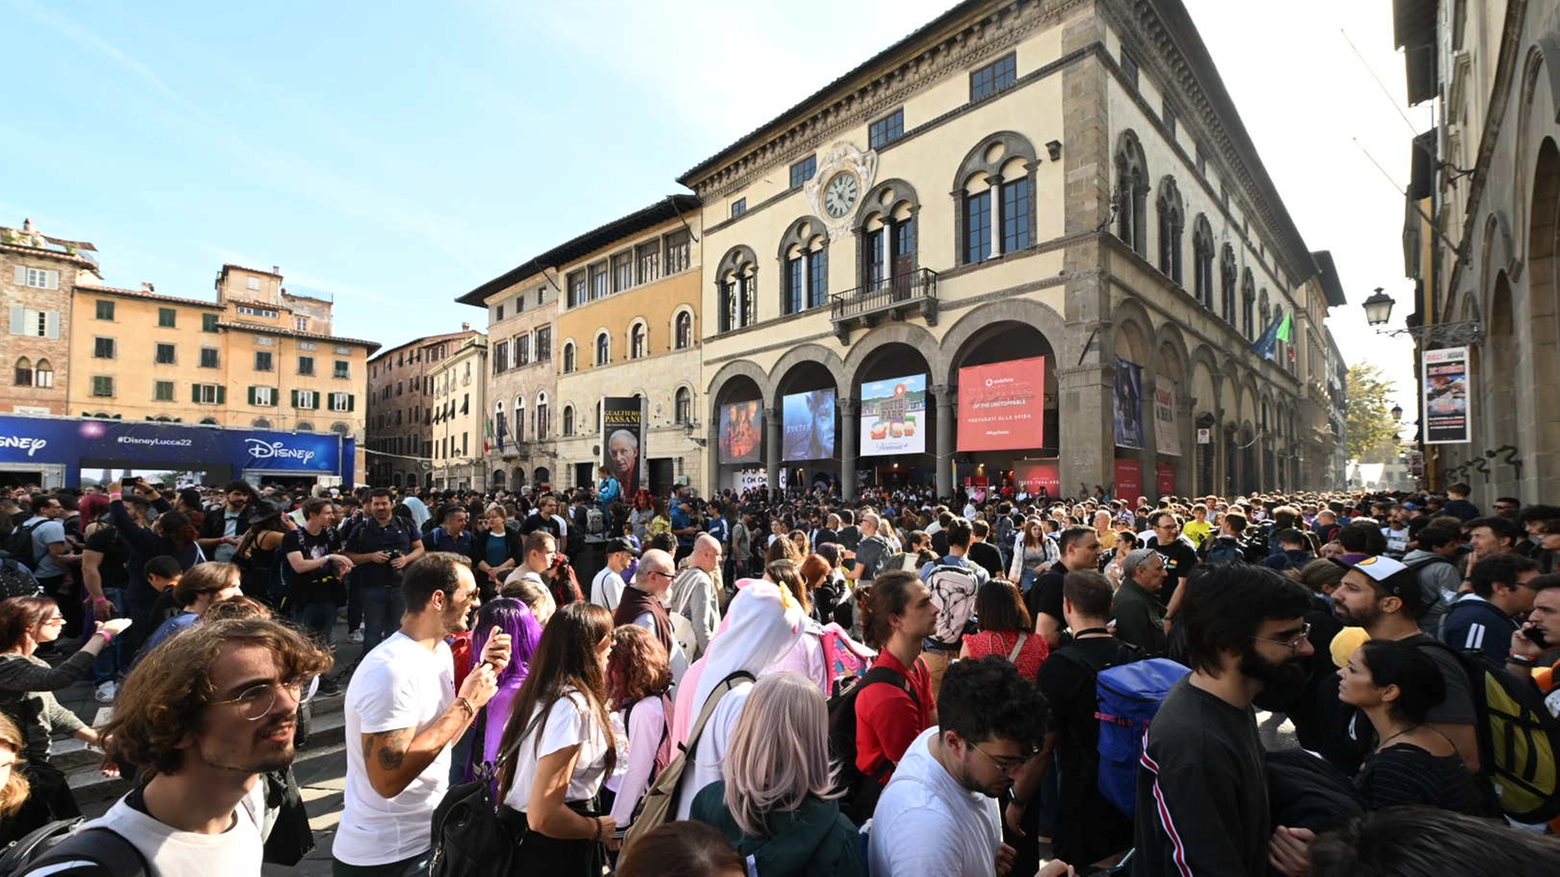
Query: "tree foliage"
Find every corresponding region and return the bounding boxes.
[1346,362,1398,460]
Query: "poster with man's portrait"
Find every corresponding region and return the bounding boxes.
[602,397,645,496]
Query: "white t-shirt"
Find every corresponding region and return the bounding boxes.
[335,632,454,866]
[673,681,752,821]
[591,568,626,613]
[869,726,1001,877]
[24,517,66,579]
[94,785,264,876]
[607,694,666,824]
[502,689,612,811]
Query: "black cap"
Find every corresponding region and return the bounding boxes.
[604,537,638,557]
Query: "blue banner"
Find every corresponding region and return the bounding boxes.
[0,415,343,484]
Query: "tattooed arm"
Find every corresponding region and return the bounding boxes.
[360,664,497,799]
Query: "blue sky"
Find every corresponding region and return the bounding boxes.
[3,0,1425,415]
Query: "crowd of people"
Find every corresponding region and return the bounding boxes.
[0,474,1559,875]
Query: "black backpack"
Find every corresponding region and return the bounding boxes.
[0,521,46,571]
[826,664,921,824]
[0,820,149,876]
[0,558,42,601]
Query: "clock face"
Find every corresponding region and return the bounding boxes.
[823,173,859,219]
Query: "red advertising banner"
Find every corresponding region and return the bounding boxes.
[1156,462,1176,497]
[957,357,1046,452]
[1114,458,1144,502]
[1012,459,1060,497]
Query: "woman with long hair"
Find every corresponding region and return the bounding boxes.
[958,579,1049,682]
[464,597,544,781]
[234,502,288,605]
[0,712,33,845]
[629,493,655,544]
[603,624,673,827]
[1008,517,1056,592]
[690,673,865,876]
[648,499,672,539]
[498,601,618,872]
[765,560,831,696]
[0,597,129,833]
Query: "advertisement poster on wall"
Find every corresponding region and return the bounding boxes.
[1114,358,1145,450]
[602,397,646,497]
[957,357,1046,451]
[860,374,926,457]
[1156,462,1176,497]
[1422,347,1471,444]
[1154,381,1181,457]
[1012,459,1061,497]
[1114,458,1144,501]
[736,469,767,493]
[719,401,763,464]
[782,389,836,462]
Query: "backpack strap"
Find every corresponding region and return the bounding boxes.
[858,665,919,707]
[1007,633,1029,663]
[24,826,151,877]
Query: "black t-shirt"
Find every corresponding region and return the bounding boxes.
[1036,636,1140,864]
[837,525,862,552]
[518,513,562,541]
[343,515,418,589]
[967,541,1005,582]
[282,527,343,605]
[84,525,128,592]
[1151,537,1199,605]
[1026,566,1069,626]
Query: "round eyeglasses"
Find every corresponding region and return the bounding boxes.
[209,679,306,721]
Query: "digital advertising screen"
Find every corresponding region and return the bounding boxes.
[957,357,1045,452]
[718,400,763,464]
[859,374,926,457]
[782,389,836,462]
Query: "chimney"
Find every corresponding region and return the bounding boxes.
[141,282,155,293]
[461,322,471,331]
[271,265,280,276]
[22,219,35,233]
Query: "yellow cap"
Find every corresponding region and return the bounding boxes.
[1330,626,1370,668]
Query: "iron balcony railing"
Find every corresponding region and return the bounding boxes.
[830,267,939,321]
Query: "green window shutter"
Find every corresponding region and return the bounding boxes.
[291,389,299,408]
[347,394,355,412]
[247,387,256,406]
[217,385,226,405]
[191,384,200,403]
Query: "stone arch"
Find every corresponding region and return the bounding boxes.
[777,216,829,264]
[770,343,847,389]
[705,358,772,400]
[840,322,941,395]
[951,131,1040,193]
[855,178,922,229]
[626,316,649,360]
[671,305,696,351]
[1153,323,1192,382]
[1192,214,1215,308]
[1115,129,1151,256]
[1156,175,1185,282]
[1517,45,1548,255]
[1109,297,1156,367]
[936,298,1071,385]
[716,244,759,277]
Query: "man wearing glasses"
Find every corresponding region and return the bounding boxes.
[20,618,331,875]
[1134,564,1315,877]
[613,548,689,686]
[869,655,1056,877]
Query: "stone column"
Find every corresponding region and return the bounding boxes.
[934,384,955,498]
[1176,396,1197,497]
[986,174,1006,258]
[766,406,782,495]
[841,397,859,499]
[1060,364,1115,499]
[1138,365,1158,489]
[706,416,720,497]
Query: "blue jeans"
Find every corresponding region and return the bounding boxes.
[333,852,429,876]
[361,586,404,651]
[292,601,338,649]
[87,587,125,682]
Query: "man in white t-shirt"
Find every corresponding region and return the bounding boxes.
[18,617,332,876]
[335,552,510,875]
[869,656,1057,877]
[590,537,636,613]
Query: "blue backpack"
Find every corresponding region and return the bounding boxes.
[1095,658,1190,816]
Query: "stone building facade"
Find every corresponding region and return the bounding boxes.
[1395,0,1560,501]
[365,328,480,488]
[682,0,1346,499]
[2,219,101,415]
[428,333,487,491]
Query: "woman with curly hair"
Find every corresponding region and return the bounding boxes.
[0,713,33,845]
[603,623,673,827]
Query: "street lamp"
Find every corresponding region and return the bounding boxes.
[1361,287,1483,345]
[1391,403,1403,423]
[1363,288,1396,327]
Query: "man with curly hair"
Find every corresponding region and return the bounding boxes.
[18,618,332,875]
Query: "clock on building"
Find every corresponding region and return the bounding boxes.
[823,172,859,219]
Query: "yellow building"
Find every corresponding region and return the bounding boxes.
[65,263,379,476]
[428,334,487,490]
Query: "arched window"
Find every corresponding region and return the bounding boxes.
[199,417,218,425]
[716,246,758,332]
[595,331,610,366]
[514,396,526,442]
[1115,131,1149,256]
[1258,289,1271,335]
[1192,215,1214,309]
[674,386,692,425]
[252,417,271,428]
[674,310,693,350]
[331,423,350,435]
[32,359,52,388]
[778,217,829,314]
[1241,269,1257,339]
[13,357,31,387]
[562,341,576,374]
[953,135,1036,266]
[1219,244,1238,324]
[563,405,575,437]
[535,392,549,441]
[295,422,314,432]
[1156,177,1184,284]
[855,179,922,297]
[629,322,647,359]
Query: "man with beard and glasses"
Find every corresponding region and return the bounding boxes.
[17,618,331,875]
[1134,564,1314,877]
[335,553,511,876]
[870,655,1062,877]
[1330,555,1482,774]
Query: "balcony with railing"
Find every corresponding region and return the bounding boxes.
[829,267,938,344]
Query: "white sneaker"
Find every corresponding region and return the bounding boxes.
[348,629,364,644]
[94,680,118,703]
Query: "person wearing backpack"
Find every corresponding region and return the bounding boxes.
[604,624,673,829]
[1402,526,1463,635]
[1331,555,1482,774]
[691,673,864,877]
[851,571,937,804]
[13,496,73,617]
[1133,563,1315,877]
[1025,569,1141,871]
[917,519,988,698]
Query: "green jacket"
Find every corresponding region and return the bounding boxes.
[1111,578,1169,656]
[689,781,865,877]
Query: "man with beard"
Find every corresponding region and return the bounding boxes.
[1134,564,1314,877]
[335,553,510,875]
[19,618,331,874]
[1330,555,1481,773]
[198,481,256,563]
[870,655,1059,877]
